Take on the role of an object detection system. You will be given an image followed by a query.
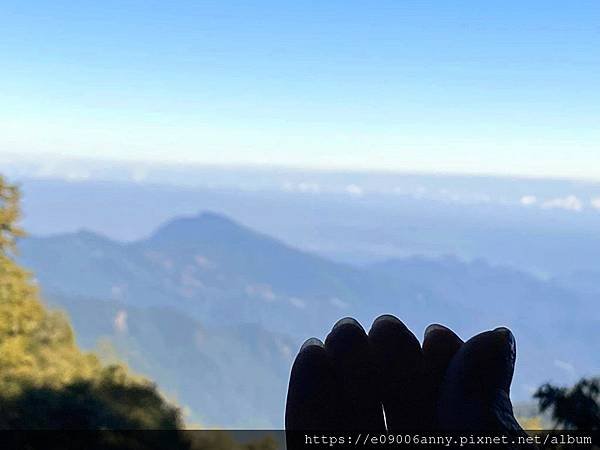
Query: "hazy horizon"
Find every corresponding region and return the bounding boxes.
[6,152,600,184]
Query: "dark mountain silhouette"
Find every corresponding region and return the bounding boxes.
[18,212,600,427]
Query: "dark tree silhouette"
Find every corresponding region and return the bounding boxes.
[535,377,600,430]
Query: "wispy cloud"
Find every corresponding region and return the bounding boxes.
[520,195,537,206]
[553,359,576,376]
[330,297,349,309]
[114,310,128,333]
[345,184,363,196]
[541,195,583,212]
[289,297,307,309]
[245,283,277,301]
[282,181,321,194]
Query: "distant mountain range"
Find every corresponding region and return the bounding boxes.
[16,177,600,277]
[18,212,600,427]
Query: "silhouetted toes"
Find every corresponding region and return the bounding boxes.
[285,338,342,430]
[369,314,426,430]
[421,324,464,426]
[325,317,385,430]
[437,327,522,431]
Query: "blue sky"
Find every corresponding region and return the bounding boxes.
[1,1,599,179]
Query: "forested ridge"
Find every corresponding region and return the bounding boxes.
[0,175,277,449]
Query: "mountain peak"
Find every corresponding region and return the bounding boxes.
[194,211,237,225]
[146,211,254,245]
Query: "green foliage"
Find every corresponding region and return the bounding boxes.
[0,176,24,255]
[0,176,284,449]
[0,176,182,430]
[535,377,600,430]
